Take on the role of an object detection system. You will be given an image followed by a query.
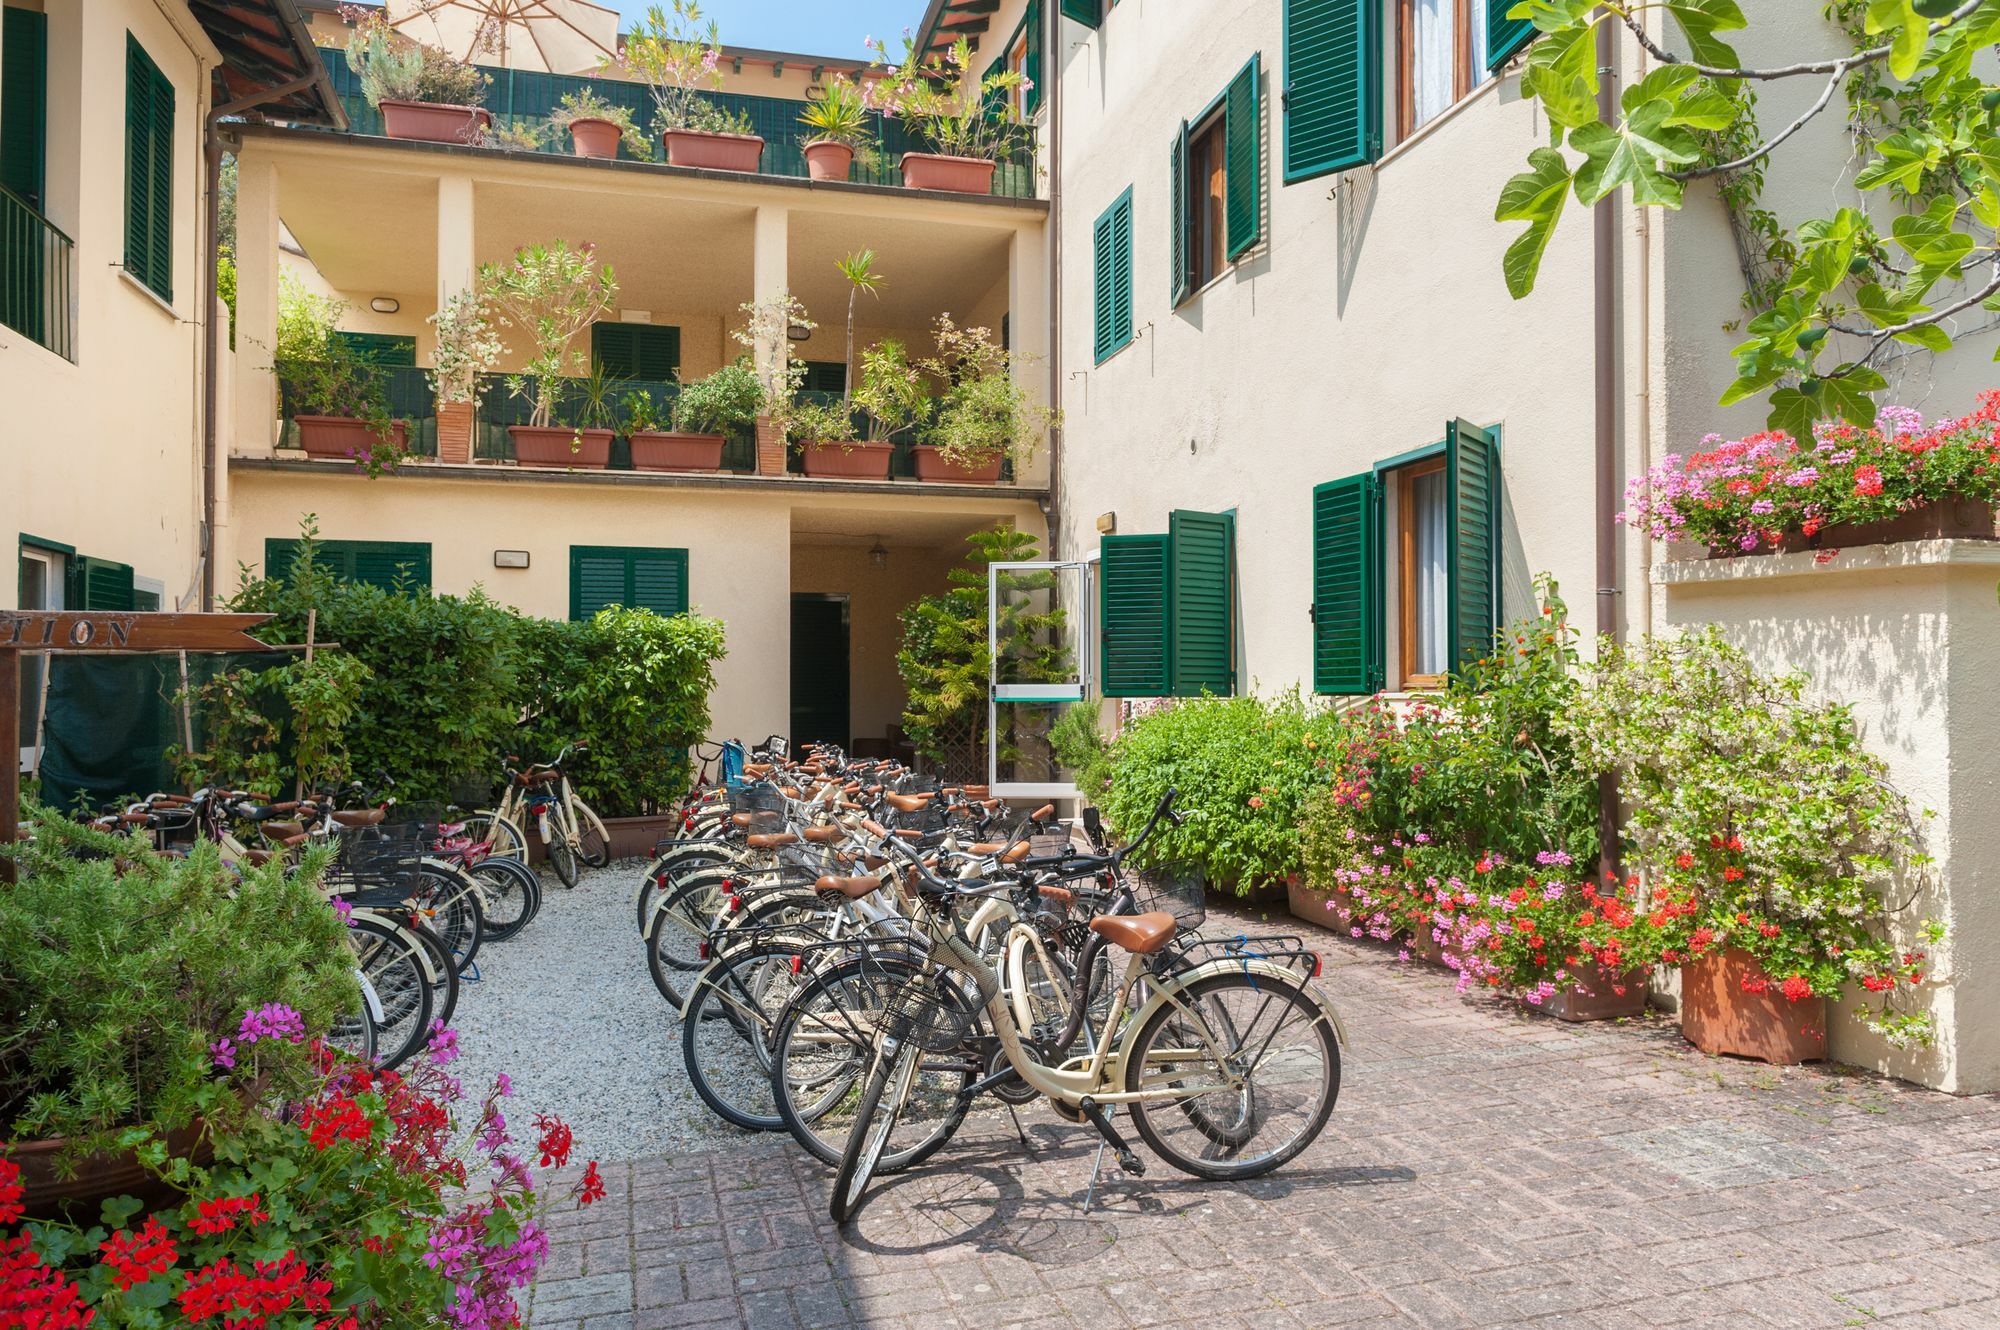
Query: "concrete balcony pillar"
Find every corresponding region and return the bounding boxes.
[752,205,790,475]
[1008,223,1051,491]
[231,152,280,457]
[436,175,477,463]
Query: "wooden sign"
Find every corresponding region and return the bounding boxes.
[0,612,273,653]
[2,612,275,879]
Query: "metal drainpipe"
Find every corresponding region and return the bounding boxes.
[1043,0,1063,560]
[200,75,320,611]
[1593,14,1622,881]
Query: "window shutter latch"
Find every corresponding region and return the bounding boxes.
[1308,603,1316,624]
[1280,82,1293,112]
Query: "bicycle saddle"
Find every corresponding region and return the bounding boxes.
[1089,912,1177,955]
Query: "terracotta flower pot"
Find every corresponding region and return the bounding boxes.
[800,440,894,479]
[378,99,491,145]
[803,140,856,181]
[628,430,725,472]
[912,445,1003,483]
[567,117,622,159]
[1681,946,1827,1064]
[1710,497,2000,558]
[1539,964,1648,1023]
[9,1119,213,1221]
[900,151,997,193]
[294,415,408,462]
[508,425,613,469]
[662,128,765,172]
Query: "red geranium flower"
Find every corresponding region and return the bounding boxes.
[187,1193,268,1236]
[2,1232,95,1328]
[1780,976,1814,1002]
[99,1216,179,1290]
[579,1160,607,1206]
[534,1113,575,1169]
[0,1158,22,1226]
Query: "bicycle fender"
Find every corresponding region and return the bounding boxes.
[1122,957,1349,1050]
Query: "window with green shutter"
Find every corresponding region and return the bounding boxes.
[1224,54,1262,259]
[1487,0,1536,70]
[1445,418,1500,670]
[265,539,432,591]
[124,35,174,302]
[2,5,49,212]
[1282,0,1379,183]
[332,332,417,366]
[1311,472,1384,695]
[570,545,689,621]
[1172,53,1264,303]
[1169,122,1190,304]
[800,360,847,393]
[1092,188,1133,364]
[1099,534,1170,697]
[1168,509,1235,696]
[1060,0,1101,28]
[68,556,136,612]
[590,322,680,381]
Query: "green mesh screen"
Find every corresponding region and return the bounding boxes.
[279,364,437,457]
[474,373,755,472]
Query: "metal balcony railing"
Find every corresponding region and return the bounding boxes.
[0,185,74,361]
[280,364,439,455]
[473,373,757,471]
[311,48,1037,199]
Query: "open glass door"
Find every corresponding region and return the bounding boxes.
[987,559,1093,799]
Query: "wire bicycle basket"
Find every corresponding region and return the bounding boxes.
[327,822,429,896]
[881,971,978,1054]
[1128,861,1207,933]
[729,784,786,816]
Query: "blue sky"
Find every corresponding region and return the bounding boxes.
[601,2,922,60]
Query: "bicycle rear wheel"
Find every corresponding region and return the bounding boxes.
[575,798,612,868]
[345,915,435,1071]
[1123,971,1340,1181]
[474,856,540,942]
[417,862,485,973]
[458,812,527,863]
[680,935,816,1131]
[546,829,579,889]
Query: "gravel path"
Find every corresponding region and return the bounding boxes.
[451,859,756,1163]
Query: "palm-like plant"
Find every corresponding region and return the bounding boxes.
[835,250,882,412]
[800,77,877,152]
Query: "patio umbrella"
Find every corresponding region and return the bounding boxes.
[386,0,621,75]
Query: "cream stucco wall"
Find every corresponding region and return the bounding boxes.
[2,0,217,610]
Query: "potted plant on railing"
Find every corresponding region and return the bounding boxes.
[618,1,763,172]
[626,361,762,471]
[346,8,492,145]
[796,250,895,478]
[427,286,502,464]
[915,313,1053,482]
[799,75,880,181]
[548,88,654,160]
[479,240,619,468]
[271,278,408,475]
[867,34,1027,193]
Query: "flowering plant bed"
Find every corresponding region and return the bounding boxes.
[1622,394,2000,554]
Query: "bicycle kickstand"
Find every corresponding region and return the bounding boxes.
[1076,1097,1144,1215]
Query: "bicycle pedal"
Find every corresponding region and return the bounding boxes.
[1116,1149,1145,1177]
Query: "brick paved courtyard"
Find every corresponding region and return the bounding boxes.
[528,908,2000,1329]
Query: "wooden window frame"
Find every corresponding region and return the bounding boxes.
[1395,455,1448,691]
[1394,0,1477,142]
[1184,110,1227,296]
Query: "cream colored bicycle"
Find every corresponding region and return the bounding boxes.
[466,745,609,887]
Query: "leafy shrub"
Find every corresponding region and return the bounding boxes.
[1048,698,1111,802]
[518,607,728,817]
[672,361,764,435]
[0,809,355,1153]
[1097,689,1350,893]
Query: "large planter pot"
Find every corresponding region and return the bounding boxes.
[629,431,726,472]
[912,445,1004,484]
[1681,947,1828,1064]
[10,1119,212,1221]
[662,128,765,172]
[378,99,491,145]
[1711,497,1999,558]
[508,425,613,469]
[803,140,855,181]
[1540,965,1648,1023]
[567,117,622,159]
[1405,923,1446,966]
[294,414,408,462]
[900,151,997,194]
[603,814,684,860]
[800,440,894,479]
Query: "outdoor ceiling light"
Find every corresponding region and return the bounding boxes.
[493,550,530,569]
[787,323,812,341]
[868,540,888,570]
[370,297,400,314]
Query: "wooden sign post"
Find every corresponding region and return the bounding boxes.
[2,612,274,878]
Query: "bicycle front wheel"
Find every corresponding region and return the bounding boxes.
[546,823,580,889]
[575,798,612,868]
[829,1041,918,1223]
[681,935,816,1131]
[459,812,528,863]
[1123,971,1340,1181]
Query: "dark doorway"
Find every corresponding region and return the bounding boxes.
[790,593,850,751]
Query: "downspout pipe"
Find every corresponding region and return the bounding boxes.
[1044,0,1062,558]
[200,73,320,611]
[1593,14,1622,880]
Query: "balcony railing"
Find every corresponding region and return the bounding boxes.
[1,185,74,360]
[311,48,1037,199]
[280,364,439,456]
[473,373,757,471]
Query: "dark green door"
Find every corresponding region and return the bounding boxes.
[790,594,850,751]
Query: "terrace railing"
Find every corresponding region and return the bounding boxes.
[279,364,439,456]
[473,373,757,471]
[312,48,1036,199]
[0,184,74,361]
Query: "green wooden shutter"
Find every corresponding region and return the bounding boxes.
[1312,472,1384,694]
[332,332,417,366]
[801,360,848,393]
[1099,533,1170,697]
[124,36,174,301]
[68,556,136,612]
[1092,189,1133,363]
[570,546,689,620]
[2,6,48,210]
[1282,0,1379,183]
[1170,121,1190,305]
[1168,510,1235,697]
[1488,0,1537,70]
[1024,0,1043,116]
[591,322,680,381]
[1224,54,1262,260]
[1445,418,1500,672]
[1060,0,1101,27]
[265,539,430,591]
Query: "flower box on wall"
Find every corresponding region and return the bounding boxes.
[378,99,491,145]
[800,440,894,479]
[295,415,407,462]
[913,446,1003,483]
[662,129,764,172]
[803,140,855,181]
[508,425,612,469]
[1540,965,1648,1023]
